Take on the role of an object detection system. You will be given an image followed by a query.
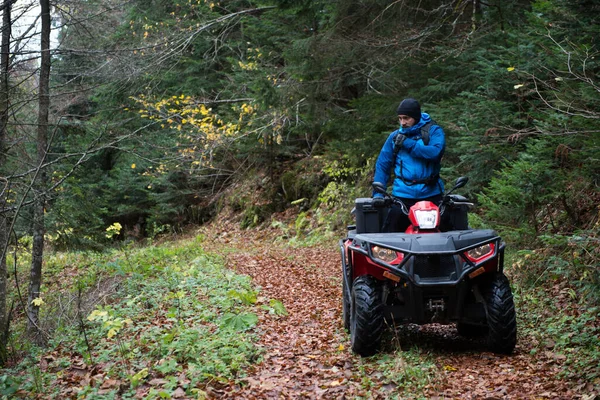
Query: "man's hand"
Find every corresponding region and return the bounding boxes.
[403,138,417,151]
[373,197,387,208]
[394,133,406,147]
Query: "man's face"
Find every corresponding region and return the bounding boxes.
[398,114,416,129]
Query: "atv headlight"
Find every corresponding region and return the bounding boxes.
[466,243,495,262]
[414,210,438,229]
[372,246,400,263]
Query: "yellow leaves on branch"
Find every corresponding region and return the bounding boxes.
[106,222,122,239]
[31,297,45,307]
[238,47,263,71]
[131,94,254,138]
[130,94,256,167]
[238,61,258,71]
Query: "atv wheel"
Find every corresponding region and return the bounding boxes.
[342,268,351,332]
[482,273,517,354]
[350,275,384,357]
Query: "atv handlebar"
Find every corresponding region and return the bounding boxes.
[372,182,409,214]
[372,177,471,216]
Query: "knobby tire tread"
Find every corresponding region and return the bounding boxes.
[484,273,517,354]
[351,275,384,357]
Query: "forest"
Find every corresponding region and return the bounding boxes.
[0,0,599,398]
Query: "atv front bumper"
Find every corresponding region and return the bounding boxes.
[341,229,505,324]
[344,229,504,287]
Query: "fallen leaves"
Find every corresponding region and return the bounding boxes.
[17,217,595,399]
[201,219,592,399]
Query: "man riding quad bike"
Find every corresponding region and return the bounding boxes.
[340,177,517,357]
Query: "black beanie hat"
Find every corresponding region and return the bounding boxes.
[396,98,421,123]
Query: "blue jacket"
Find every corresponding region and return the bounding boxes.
[373,112,445,199]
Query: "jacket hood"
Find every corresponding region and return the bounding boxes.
[400,112,431,135]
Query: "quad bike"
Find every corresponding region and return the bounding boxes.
[340,177,517,357]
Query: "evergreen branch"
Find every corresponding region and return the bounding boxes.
[0,119,158,213]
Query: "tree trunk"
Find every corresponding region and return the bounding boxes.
[0,0,13,364]
[27,0,51,339]
[0,213,7,363]
[471,0,481,32]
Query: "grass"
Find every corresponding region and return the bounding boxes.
[514,285,600,382]
[508,247,600,384]
[3,223,598,398]
[360,348,437,398]
[1,235,270,399]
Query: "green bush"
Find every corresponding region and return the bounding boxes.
[2,237,277,398]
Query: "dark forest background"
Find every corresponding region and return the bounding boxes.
[34,0,598,283]
[35,1,599,248]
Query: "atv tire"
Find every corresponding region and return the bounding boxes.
[350,275,384,357]
[482,273,517,354]
[342,267,351,332]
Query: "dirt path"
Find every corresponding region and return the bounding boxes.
[202,224,583,399]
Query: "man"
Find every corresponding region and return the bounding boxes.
[373,98,446,232]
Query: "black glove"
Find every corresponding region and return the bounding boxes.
[372,197,386,208]
[394,133,406,147]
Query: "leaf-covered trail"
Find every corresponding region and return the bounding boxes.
[202,224,583,399]
[211,237,362,398]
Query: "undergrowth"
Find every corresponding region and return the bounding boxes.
[509,242,600,386]
[0,236,282,399]
[359,348,437,399]
[517,286,600,382]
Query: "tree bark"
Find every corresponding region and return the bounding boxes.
[472,0,481,32]
[27,0,51,339]
[0,0,12,363]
